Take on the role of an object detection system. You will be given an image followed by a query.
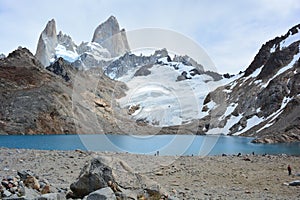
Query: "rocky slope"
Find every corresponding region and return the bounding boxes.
[200,24,300,143]
[0,47,156,135]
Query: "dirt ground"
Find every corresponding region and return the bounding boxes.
[0,148,299,199]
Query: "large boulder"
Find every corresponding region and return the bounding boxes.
[70,156,162,199]
[70,158,115,198]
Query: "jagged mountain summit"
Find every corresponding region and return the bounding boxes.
[35,16,129,69]
[33,16,229,128]
[92,16,130,57]
[35,19,58,67]
[200,24,300,143]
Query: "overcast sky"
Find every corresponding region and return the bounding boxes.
[0,0,300,73]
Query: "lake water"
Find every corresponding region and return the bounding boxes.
[0,134,299,156]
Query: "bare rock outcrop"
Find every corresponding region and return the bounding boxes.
[92,16,130,57]
[35,19,58,67]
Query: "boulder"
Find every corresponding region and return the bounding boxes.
[35,193,66,200]
[18,170,36,181]
[24,187,40,199]
[86,187,116,200]
[70,156,162,199]
[2,189,12,197]
[70,158,115,198]
[288,180,300,186]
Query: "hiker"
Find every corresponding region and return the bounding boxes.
[288,165,292,176]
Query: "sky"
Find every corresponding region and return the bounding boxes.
[0,0,300,74]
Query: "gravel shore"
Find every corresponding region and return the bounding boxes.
[0,148,299,199]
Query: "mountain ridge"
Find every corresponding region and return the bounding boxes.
[199,24,300,143]
[1,17,299,143]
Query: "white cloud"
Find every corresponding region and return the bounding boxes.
[0,0,299,74]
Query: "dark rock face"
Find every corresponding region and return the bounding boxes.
[257,42,299,80]
[46,57,76,82]
[0,47,138,135]
[244,24,300,78]
[199,24,300,143]
[0,48,75,134]
[134,64,153,76]
[176,71,191,81]
[104,49,168,79]
[173,55,204,72]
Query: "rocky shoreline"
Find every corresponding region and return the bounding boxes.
[0,148,300,199]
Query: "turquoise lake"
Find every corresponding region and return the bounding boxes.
[0,134,299,156]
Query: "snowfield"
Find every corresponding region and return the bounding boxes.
[117,57,235,127]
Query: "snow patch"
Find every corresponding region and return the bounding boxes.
[280,96,292,110]
[233,115,264,135]
[270,44,277,53]
[219,103,238,120]
[118,62,226,127]
[274,45,300,78]
[280,31,300,49]
[206,127,223,135]
[55,44,79,62]
[257,122,274,133]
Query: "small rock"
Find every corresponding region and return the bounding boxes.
[41,185,51,194]
[3,189,12,197]
[18,170,35,181]
[2,180,9,188]
[243,157,251,161]
[24,176,40,190]
[155,172,163,176]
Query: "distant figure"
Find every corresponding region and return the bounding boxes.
[157,150,160,156]
[288,165,292,176]
[252,152,255,155]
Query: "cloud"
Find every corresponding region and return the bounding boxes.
[0,0,299,73]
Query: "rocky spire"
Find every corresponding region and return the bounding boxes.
[35,19,58,67]
[92,16,130,57]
